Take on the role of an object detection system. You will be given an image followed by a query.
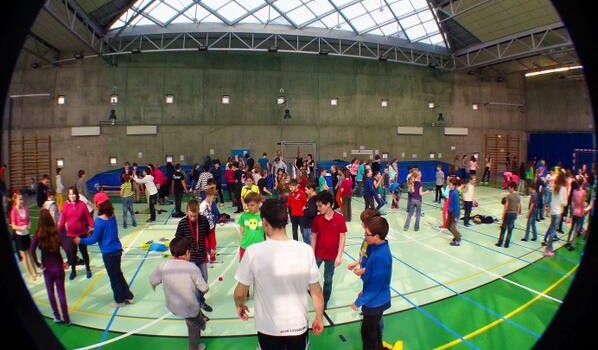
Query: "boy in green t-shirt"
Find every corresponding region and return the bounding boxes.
[237,192,265,261]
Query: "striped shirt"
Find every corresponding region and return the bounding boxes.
[175,215,209,265]
[120,181,134,198]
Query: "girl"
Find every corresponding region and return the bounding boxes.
[120,172,137,228]
[403,169,423,231]
[75,192,134,307]
[10,192,38,281]
[58,186,94,280]
[31,209,70,324]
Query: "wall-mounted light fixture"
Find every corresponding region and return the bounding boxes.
[221,95,230,104]
[428,102,435,109]
[56,158,64,168]
[109,156,118,166]
[110,94,118,105]
[165,95,174,104]
[330,97,338,106]
[56,95,66,105]
[277,95,286,105]
[380,99,389,108]
[165,155,173,163]
[131,47,141,54]
[472,103,479,110]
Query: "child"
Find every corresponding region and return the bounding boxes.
[462,176,476,226]
[149,237,209,350]
[120,172,137,228]
[347,209,381,276]
[42,189,60,224]
[351,216,392,350]
[10,192,38,281]
[30,209,70,324]
[132,166,159,222]
[496,181,521,248]
[522,183,538,241]
[55,167,65,211]
[389,182,400,210]
[75,192,134,306]
[286,179,307,241]
[300,182,318,245]
[240,174,259,210]
[237,192,265,261]
[200,188,218,262]
[439,180,451,229]
[339,168,353,221]
[447,177,463,246]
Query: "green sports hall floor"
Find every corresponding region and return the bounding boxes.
[20,181,584,349]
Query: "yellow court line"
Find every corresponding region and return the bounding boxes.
[434,264,579,350]
[71,226,147,310]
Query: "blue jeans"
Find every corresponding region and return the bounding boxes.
[404,199,421,230]
[301,227,311,245]
[544,214,561,251]
[497,212,517,246]
[195,262,208,305]
[316,258,335,307]
[121,195,136,226]
[524,208,538,240]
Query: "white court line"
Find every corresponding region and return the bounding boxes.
[72,311,172,350]
[390,226,563,304]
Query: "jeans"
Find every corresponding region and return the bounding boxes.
[463,201,473,225]
[316,258,335,307]
[301,227,311,245]
[148,193,158,220]
[103,250,133,303]
[404,199,421,230]
[290,216,303,241]
[121,195,136,226]
[544,214,561,251]
[195,262,208,305]
[524,208,538,240]
[497,212,517,246]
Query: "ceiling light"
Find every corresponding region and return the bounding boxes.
[268,46,278,53]
[221,95,230,104]
[525,65,583,77]
[56,95,66,105]
[198,45,208,51]
[378,56,388,62]
[165,95,174,104]
[131,47,141,54]
[319,49,329,55]
[330,97,338,106]
[381,99,389,108]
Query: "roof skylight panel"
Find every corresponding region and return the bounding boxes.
[342,3,367,19]
[203,0,231,10]
[305,0,334,16]
[288,5,317,26]
[275,0,304,13]
[235,0,265,12]
[170,4,211,23]
[351,13,376,32]
[218,1,248,22]
[146,2,180,24]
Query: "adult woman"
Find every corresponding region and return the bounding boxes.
[75,192,134,307]
[58,186,94,280]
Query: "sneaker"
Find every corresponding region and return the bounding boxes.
[531,238,537,241]
[86,270,92,279]
[53,318,63,324]
[132,222,137,227]
[543,250,554,257]
[521,238,528,241]
[125,299,134,304]
[495,243,502,247]
[114,302,127,308]
[541,242,547,246]
[449,240,460,246]
[69,271,76,280]
[202,303,213,312]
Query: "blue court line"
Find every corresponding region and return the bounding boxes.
[343,249,480,349]
[98,248,151,348]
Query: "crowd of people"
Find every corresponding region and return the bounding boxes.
[2,149,595,350]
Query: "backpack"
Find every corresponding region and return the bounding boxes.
[482,215,495,224]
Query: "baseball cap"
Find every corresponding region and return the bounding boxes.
[94,192,110,205]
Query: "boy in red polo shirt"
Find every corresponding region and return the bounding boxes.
[311,191,347,309]
[286,179,307,242]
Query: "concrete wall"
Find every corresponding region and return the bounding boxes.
[3,51,591,187]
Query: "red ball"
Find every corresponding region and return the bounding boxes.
[218,276,223,281]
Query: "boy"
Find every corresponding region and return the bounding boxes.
[522,183,538,241]
[351,216,392,350]
[311,191,347,309]
[447,177,462,246]
[149,237,209,350]
[347,208,381,276]
[200,188,218,262]
[286,179,307,242]
[240,174,259,210]
[496,181,521,248]
[300,182,318,245]
[132,166,158,222]
[237,192,265,261]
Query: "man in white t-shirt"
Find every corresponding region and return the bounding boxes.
[234,199,324,350]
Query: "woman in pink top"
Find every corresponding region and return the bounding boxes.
[58,186,94,280]
[469,155,479,177]
[10,192,39,281]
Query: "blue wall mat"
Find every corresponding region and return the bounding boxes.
[527,133,595,169]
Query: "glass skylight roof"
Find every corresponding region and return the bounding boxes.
[110,0,446,47]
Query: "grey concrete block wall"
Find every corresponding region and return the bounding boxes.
[3,51,592,187]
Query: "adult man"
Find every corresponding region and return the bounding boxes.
[311,191,347,309]
[234,199,324,350]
